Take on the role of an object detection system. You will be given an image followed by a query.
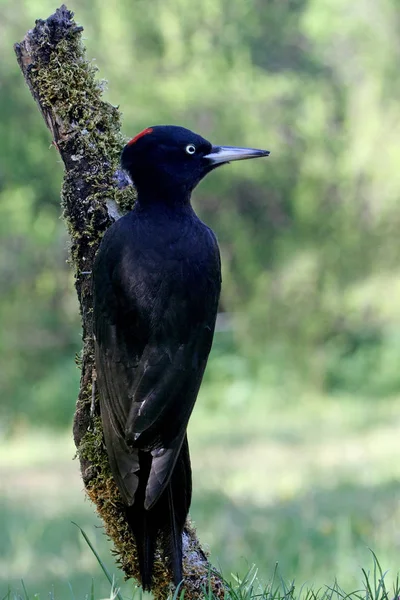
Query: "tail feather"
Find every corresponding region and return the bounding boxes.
[124,452,157,591]
[124,436,192,591]
[162,435,192,586]
[125,505,157,591]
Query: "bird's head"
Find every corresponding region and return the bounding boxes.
[121,125,270,205]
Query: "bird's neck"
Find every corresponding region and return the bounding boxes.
[135,190,195,219]
[135,182,193,210]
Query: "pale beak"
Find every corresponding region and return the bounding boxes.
[204,145,270,165]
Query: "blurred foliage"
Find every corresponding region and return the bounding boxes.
[2,0,400,428]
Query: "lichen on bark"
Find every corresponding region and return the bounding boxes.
[14,5,225,599]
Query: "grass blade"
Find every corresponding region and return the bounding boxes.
[72,521,124,600]
[20,581,29,600]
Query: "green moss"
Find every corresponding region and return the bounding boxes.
[29,26,135,266]
[78,416,106,466]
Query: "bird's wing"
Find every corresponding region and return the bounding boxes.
[94,324,141,506]
[94,276,218,509]
[127,331,212,509]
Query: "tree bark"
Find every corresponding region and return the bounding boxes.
[14,6,225,599]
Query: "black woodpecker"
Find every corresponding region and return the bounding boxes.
[92,125,269,590]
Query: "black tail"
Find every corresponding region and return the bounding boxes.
[124,451,156,591]
[125,436,192,591]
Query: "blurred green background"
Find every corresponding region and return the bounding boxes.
[1,0,400,598]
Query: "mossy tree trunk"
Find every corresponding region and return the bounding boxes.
[14,6,224,599]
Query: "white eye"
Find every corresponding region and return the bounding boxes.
[185,144,196,155]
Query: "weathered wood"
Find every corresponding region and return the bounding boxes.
[14,6,225,598]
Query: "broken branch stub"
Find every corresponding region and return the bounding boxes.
[14,5,224,599]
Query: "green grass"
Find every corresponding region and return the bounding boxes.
[3,557,400,600]
[1,380,400,599]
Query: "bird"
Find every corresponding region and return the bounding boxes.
[92,125,269,590]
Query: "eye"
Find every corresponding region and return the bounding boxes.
[185,144,196,155]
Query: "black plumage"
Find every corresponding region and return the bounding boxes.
[92,125,269,590]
